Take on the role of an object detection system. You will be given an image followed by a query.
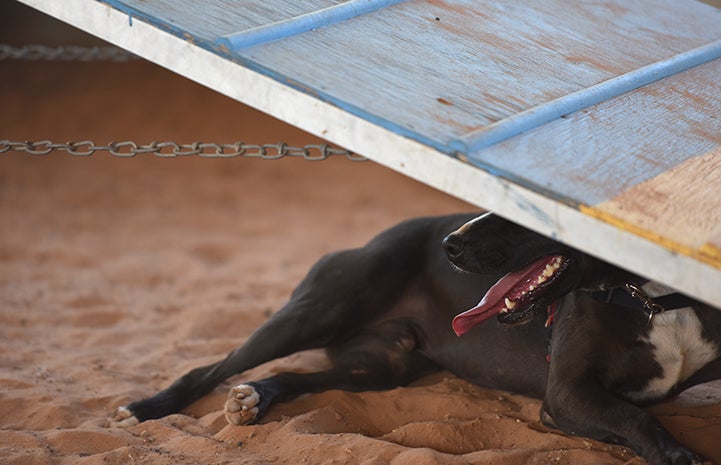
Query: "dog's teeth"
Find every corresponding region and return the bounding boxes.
[529,285,535,291]
[543,265,554,277]
[537,275,547,284]
[504,298,516,309]
[500,308,508,313]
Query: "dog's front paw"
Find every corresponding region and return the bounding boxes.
[224,384,260,426]
[108,405,140,428]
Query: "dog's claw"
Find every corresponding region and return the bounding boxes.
[225,384,260,426]
[108,406,140,428]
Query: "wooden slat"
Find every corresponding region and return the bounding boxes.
[218,0,409,50]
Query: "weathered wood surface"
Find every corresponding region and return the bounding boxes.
[473,59,721,205]
[93,0,721,154]
[14,0,721,306]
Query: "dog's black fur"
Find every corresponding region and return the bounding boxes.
[111,213,721,465]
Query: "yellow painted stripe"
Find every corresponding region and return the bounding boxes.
[579,205,721,270]
[580,204,694,256]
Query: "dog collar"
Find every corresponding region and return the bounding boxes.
[590,283,698,324]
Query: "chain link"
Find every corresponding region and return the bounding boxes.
[0,44,139,62]
[0,140,366,161]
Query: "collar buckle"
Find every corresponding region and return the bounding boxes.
[624,283,665,325]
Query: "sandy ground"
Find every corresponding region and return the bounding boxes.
[2,7,721,465]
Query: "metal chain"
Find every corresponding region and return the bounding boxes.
[1,45,364,161]
[0,44,139,62]
[0,140,366,161]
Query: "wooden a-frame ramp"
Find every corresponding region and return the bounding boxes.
[15,0,721,307]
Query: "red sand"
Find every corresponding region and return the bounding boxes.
[2,50,721,465]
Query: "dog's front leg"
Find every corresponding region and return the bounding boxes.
[542,378,705,465]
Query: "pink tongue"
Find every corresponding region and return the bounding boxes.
[452,256,553,336]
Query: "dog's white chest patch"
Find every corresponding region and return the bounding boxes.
[632,307,718,401]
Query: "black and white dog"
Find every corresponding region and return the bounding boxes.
[443,212,721,465]
[111,213,720,465]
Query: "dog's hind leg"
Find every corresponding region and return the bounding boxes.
[225,319,439,425]
[110,245,423,427]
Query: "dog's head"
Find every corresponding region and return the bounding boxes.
[443,212,633,334]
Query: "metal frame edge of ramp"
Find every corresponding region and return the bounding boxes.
[14,0,721,307]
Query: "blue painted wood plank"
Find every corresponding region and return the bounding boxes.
[103,0,721,158]
[466,58,721,205]
[228,0,721,153]
[451,39,721,154]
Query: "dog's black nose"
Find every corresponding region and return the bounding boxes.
[442,233,465,259]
